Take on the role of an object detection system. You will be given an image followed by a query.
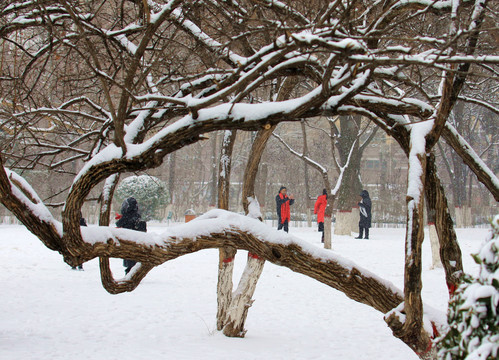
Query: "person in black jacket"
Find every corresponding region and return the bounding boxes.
[355,190,372,239]
[275,186,295,233]
[116,197,147,274]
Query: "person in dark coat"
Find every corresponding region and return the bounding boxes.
[275,186,295,233]
[355,190,372,239]
[116,197,147,274]
[71,215,87,270]
[314,189,328,243]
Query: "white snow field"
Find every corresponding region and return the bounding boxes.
[0,223,491,360]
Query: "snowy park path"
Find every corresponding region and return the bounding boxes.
[0,224,490,360]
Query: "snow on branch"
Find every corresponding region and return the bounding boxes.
[79,209,406,310]
[2,167,59,227]
[442,123,499,201]
[272,132,328,174]
[0,161,62,251]
[331,138,358,196]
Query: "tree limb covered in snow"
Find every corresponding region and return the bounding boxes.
[2,0,497,357]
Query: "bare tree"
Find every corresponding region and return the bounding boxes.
[1,1,498,358]
[273,121,359,248]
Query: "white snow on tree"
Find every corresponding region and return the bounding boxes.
[115,175,169,221]
[437,215,499,360]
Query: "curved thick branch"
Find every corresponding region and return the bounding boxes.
[80,211,405,314]
[0,157,61,251]
[99,257,154,294]
[442,123,499,201]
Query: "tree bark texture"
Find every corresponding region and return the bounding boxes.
[216,130,238,330]
[336,116,362,211]
[442,124,499,202]
[0,160,61,252]
[217,245,237,331]
[211,132,219,207]
[428,224,442,269]
[255,163,268,210]
[99,174,120,227]
[228,78,299,337]
[228,126,271,336]
[169,152,176,205]
[222,253,265,337]
[424,152,463,295]
[334,115,362,237]
[386,152,429,356]
[351,207,360,233]
[334,210,352,236]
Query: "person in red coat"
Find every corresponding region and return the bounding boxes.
[314,189,328,243]
[275,186,295,232]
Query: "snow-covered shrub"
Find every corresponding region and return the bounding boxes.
[437,215,499,360]
[115,175,169,221]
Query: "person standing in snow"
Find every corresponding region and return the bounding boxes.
[116,197,147,274]
[275,186,295,233]
[314,189,328,243]
[355,190,372,239]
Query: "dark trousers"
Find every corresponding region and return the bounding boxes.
[318,222,324,243]
[358,226,369,239]
[124,259,137,274]
[278,220,289,233]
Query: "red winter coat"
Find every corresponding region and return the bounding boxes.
[314,194,327,223]
[276,193,293,224]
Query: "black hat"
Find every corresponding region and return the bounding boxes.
[121,197,138,215]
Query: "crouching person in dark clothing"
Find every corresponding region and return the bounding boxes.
[116,197,147,274]
[276,186,295,233]
[355,190,372,239]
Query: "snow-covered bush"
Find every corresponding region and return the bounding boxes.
[437,215,499,360]
[115,175,169,221]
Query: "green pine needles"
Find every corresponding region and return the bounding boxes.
[115,175,170,221]
[437,215,499,360]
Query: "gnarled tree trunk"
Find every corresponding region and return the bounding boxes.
[216,130,238,330]
[224,78,299,337]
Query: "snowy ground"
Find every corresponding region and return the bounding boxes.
[0,223,491,360]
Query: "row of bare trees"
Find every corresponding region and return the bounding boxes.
[1,1,498,358]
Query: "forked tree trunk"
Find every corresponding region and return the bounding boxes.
[216,130,238,330]
[222,251,265,337]
[224,77,298,337]
[222,127,271,337]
